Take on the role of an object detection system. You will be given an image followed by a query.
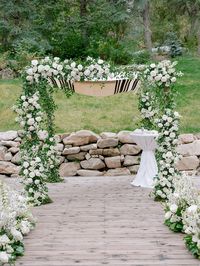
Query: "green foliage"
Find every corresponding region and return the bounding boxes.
[184,235,200,259]
[164,32,183,58]
[164,218,183,232]
[132,50,151,64]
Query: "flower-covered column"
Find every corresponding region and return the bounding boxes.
[140,60,183,201]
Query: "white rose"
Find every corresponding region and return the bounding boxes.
[35,157,41,162]
[192,235,198,243]
[23,162,29,168]
[170,132,176,138]
[11,228,23,241]
[71,62,76,68]
[84,69,90,76]
[26,76,33,82]
[57,64,63,71]
[197,240,200,249]
[155,75,161,81]
[35,179,40,185]
[29,126,35,131]
[162,115,167,121]
[174,111,180,117]
[29,188,34,193]
[20,121,25,127]
[171,77,176,83]
[187,205,198,214]
[150,70,157,77]
[30,172,35,178]
[89,65,94,71]
[44,65,50,71]
[27,178,32,184]
[77,64,83,71]
[98,59,104,64]
[161,76,167,82]
[169,168,174,174]
[0,235,10,245]
[169,204,178,213]
[150,63,156,68]
[53,70,58,75]
[158,123,163,128]
[37,65,44,73]
[27,118,35,126]
[21,95,26,101]
[23,169,29,175]
[38,130,48,140]
[0,252,9,263]
[31,60,38,66]
[26,68,34,75]
[165,211,171,220]
[70,71,76,77]
[35,116,42,122]
[52,62,58,69]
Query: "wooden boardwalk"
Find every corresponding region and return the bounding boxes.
[16,175,199,266]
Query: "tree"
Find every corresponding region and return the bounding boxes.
[134,0,152,52]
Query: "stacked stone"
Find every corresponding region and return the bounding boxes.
[58,130,141,177]
[0,131,21,177]
[177,133,200,175]
[0,130,200,177]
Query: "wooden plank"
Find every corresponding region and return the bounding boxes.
[14,175,198,265]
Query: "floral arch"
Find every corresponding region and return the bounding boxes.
[14,57,140,206]
[14,57,184,207]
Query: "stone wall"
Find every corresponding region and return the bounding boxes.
[0,130,199,178]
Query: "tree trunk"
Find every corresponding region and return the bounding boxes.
[142,0,152,53]
[79,0,88,47]
[197,28,200,56]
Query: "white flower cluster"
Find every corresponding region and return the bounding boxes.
[164,174,197,230]
[21,146,49,206]
[153,109,181,200]
[25,56,132,85]
[183,203,200,249]
[15,90,60,204]
[25,57,65,84]
[64,56,116,81]
[14,92,43,137]
[143,60,183,87]
[42,136,61,181]
[140,92,157,119]
[0,180,35,264]
[163,173,200,257]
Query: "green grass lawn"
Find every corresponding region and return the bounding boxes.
[0,55,199,134]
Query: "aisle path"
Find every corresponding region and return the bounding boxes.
[16,175,199,266]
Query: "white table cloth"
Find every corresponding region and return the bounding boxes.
[131,129,158,188]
